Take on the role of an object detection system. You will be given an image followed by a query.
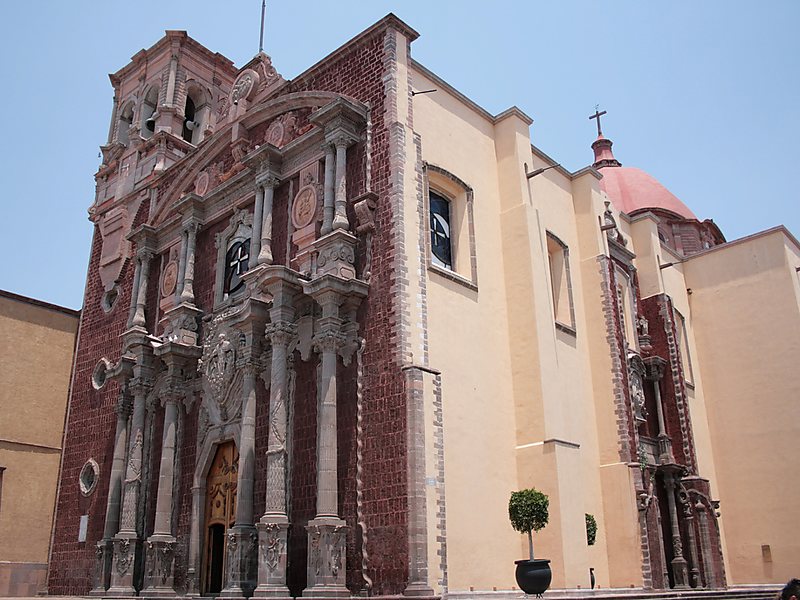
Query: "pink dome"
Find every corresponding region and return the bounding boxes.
[599,166,697,220]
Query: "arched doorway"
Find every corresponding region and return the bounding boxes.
[202,440,238,594]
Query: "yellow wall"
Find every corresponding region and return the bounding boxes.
[683,229,800,584]
[410,66,520,593]
[0,293,78,569]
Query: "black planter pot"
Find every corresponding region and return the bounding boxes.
[514,558,552,596]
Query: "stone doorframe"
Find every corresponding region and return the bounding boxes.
[187,422,242,595]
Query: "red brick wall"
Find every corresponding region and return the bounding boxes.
[48,201,149,595]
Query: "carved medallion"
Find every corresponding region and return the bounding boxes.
[195,171,210,196]
[292,185,318,229]
[161,261,178,297]
[266,121,285,147]
[229,69,260,106]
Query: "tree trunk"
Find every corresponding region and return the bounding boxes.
[528,530,534,560]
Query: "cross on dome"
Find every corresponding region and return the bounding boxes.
[589,106,607,138]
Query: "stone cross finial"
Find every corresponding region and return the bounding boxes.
[589,106,607,137]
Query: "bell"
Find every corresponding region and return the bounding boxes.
[185,119,198,131]
[145,114,156,132]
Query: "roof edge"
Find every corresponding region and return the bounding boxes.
[291,13,419,87]
[0,289,81,317]
[684,225,800,261]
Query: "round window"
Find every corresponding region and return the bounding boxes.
[79,458,100,496]
[101,285,120,313]
[92,358,113,390]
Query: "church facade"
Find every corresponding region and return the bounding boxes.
[48,13,799,599]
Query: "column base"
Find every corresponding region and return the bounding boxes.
[90,539,114,596]
[671,555,690,589]
[141,536,177,596]
[106,535,142,597]
[403,582,437,597]
[219,525,258,599]
[253,517,290,597]
[303,518,349,598]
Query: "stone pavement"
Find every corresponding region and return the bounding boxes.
[0,587,782,600]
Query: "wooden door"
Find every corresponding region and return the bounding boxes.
[202,440,238,594]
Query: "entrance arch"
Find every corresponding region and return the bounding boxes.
[201,440,239,593]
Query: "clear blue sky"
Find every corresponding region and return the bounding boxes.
[1,1,798,309]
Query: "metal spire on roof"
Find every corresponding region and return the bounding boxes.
[258,0,266,53]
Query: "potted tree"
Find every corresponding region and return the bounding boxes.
[509,488,551,596]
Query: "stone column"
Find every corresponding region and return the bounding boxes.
[127,258,142,328]
[180,223,198,304]
[142,392,180,595]
[108,375,152,595]
[258,177,279,266]
[177,229,189,298]
[321,144,335,235]
[696,502,716,588]
[683,500,702,588]
[664,472,689,589]
[221,362,259,598]
[255,318,296,597]
[652,380,675,464]
[131,251,153,328]
[91,390,131,595]
[332,137,350,231]
[252,184,265,265]
[304,321,348,597]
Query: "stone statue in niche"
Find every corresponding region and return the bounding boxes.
[637,314,649,337]
[198,320,241,422]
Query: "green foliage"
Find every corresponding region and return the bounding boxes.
[585,513,598,546]
[508,488,549,534]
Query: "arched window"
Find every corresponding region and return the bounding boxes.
[116,101,134,145]
[182,83,209,144]
[141,85,159,139]
[214,209,253,308]
[423,163,478,290]
[224,238,250,298]
[429,190,452,270]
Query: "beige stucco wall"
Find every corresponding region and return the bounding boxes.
[409,66,521,593]
[407,51,799,593]
[683,229,800,584]
[410,61,636,591]
[0,293,78,571]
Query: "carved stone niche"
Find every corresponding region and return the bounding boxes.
[628,352,648,425]
[159,243,181,312]
[291,162,323,275]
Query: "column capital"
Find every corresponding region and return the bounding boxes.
[115,393,133,418]
[256,172,281,189]
[243,143,283,176]
[329,131,359,149]
[312,329,346,354]
[128,376,153,398]
[182,219,201,235]
[128,224,158,255]
[174,193,205,222]
[265,321,297,348]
